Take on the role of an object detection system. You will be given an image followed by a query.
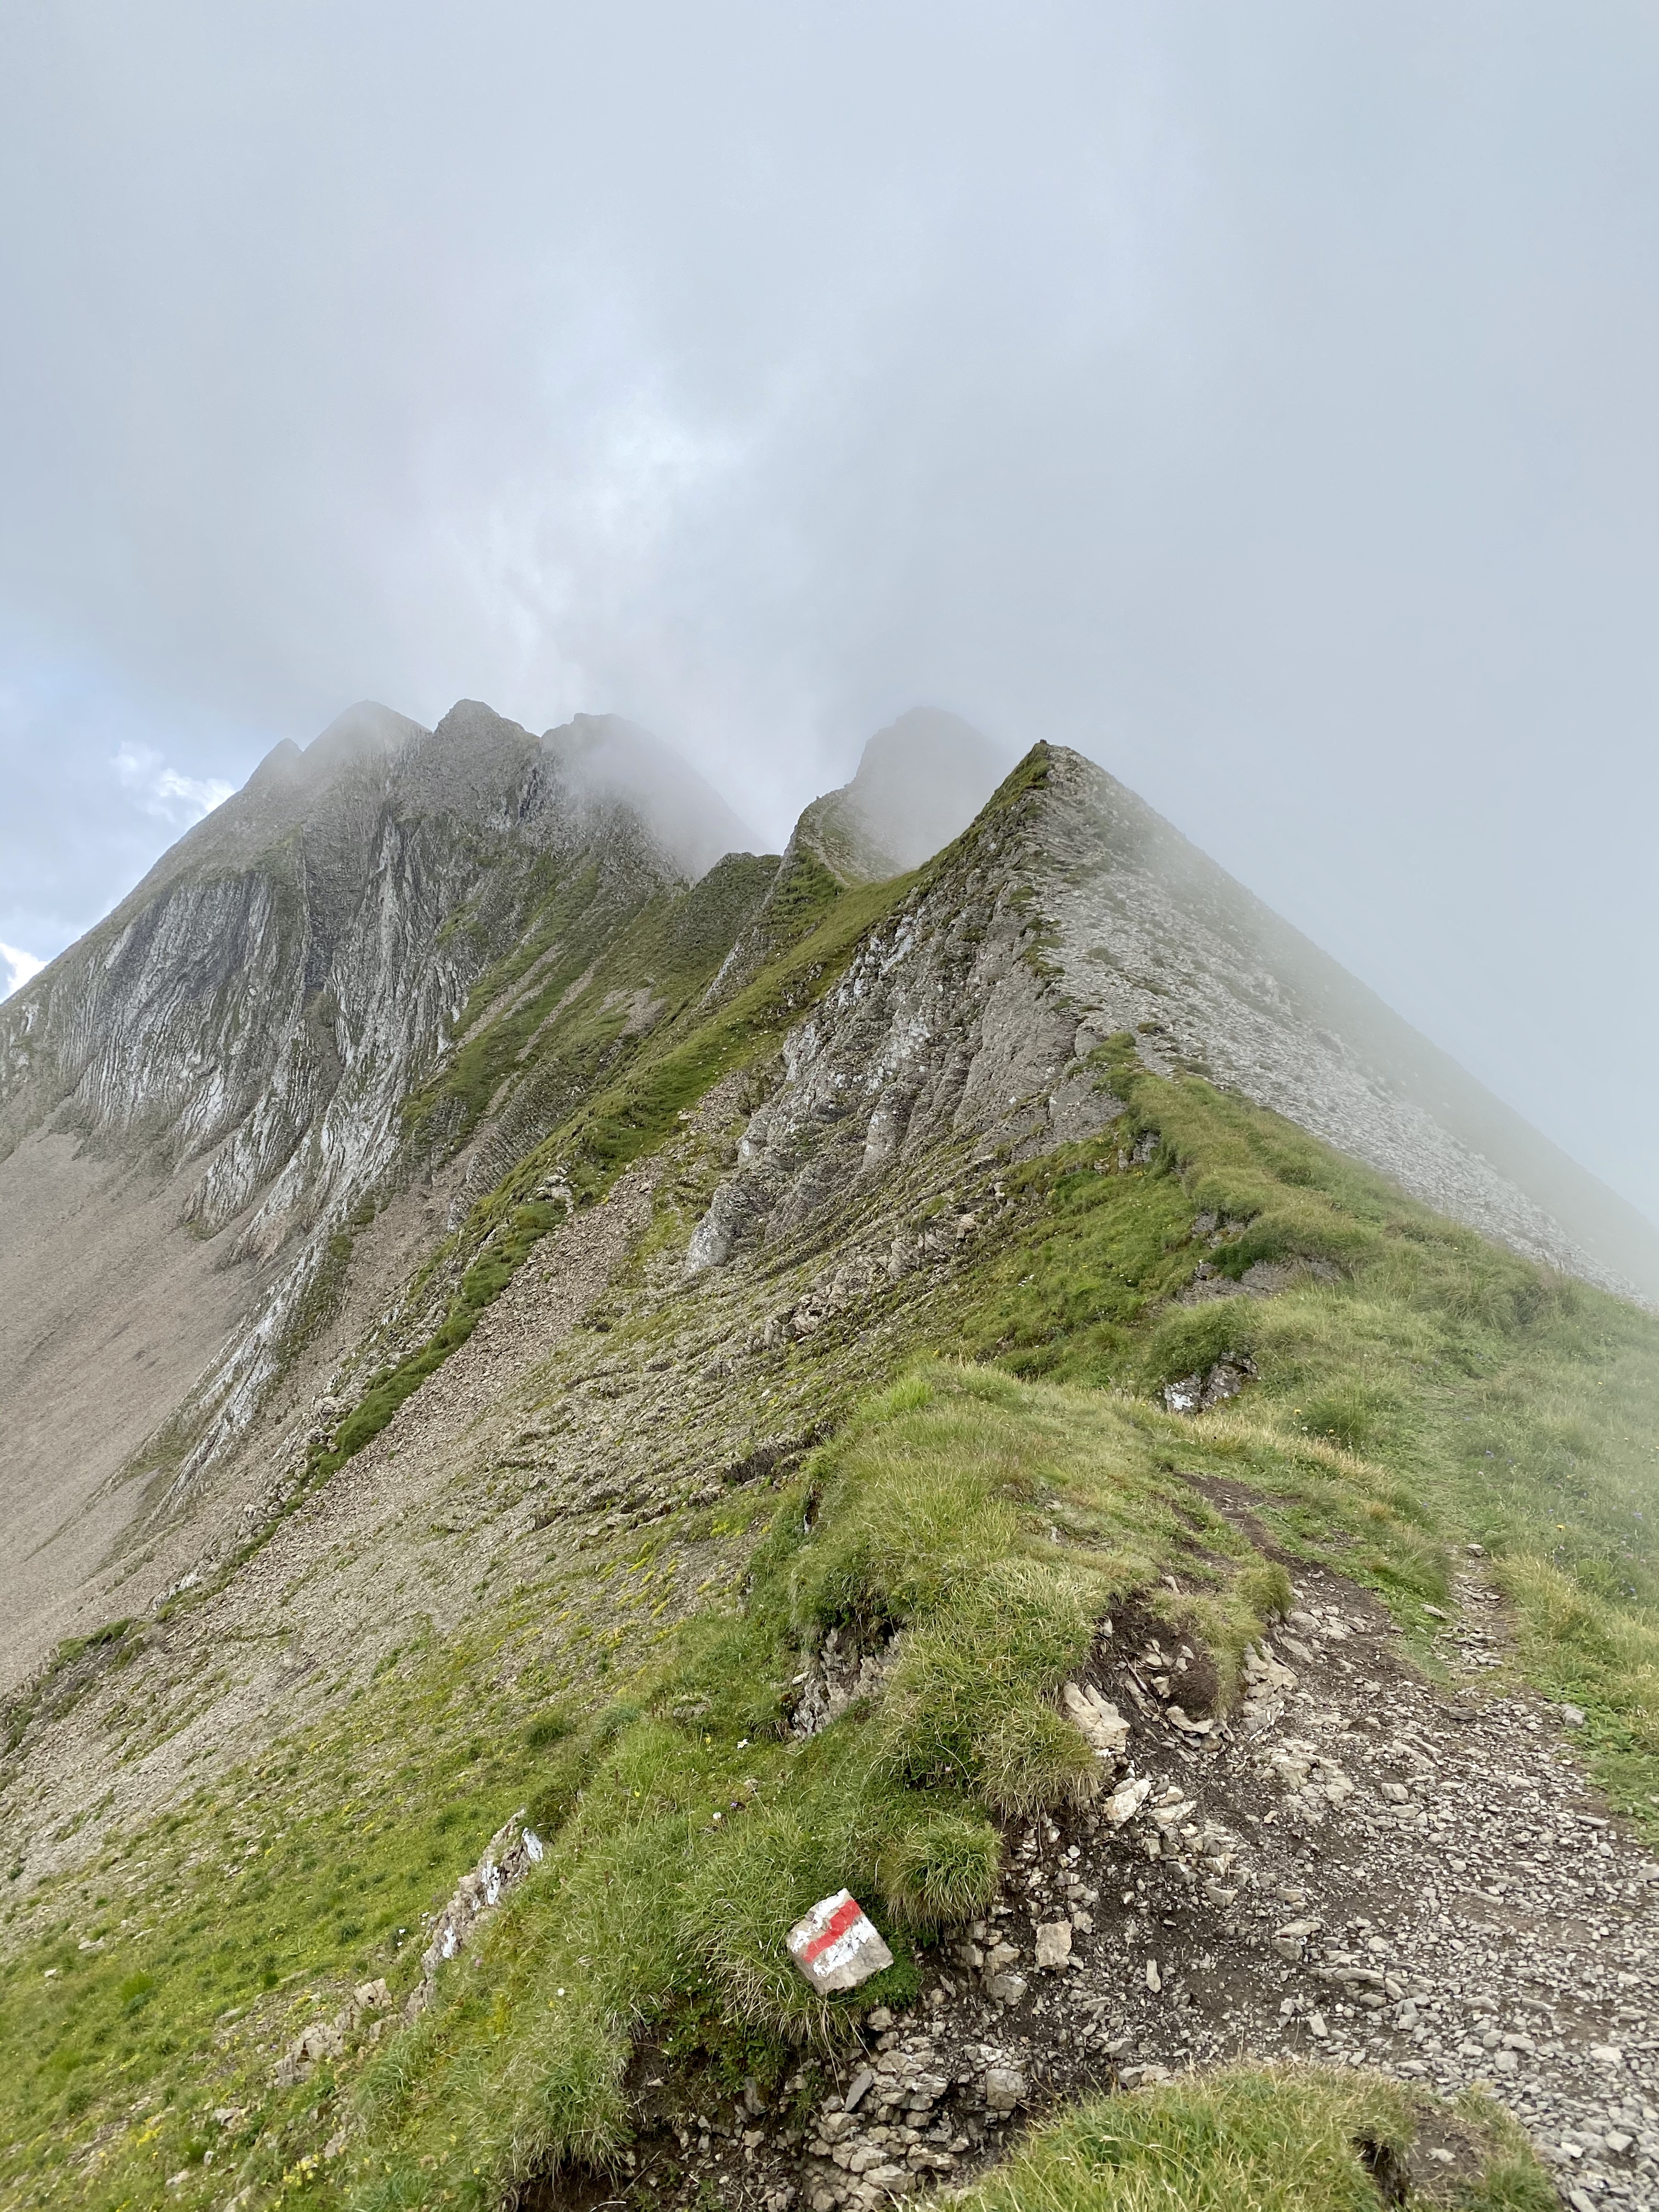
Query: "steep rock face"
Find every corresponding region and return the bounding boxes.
[0,701,762,1668]
[687,775,1116,1273]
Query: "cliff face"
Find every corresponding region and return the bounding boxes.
[687,744,1659,1305]
[1031,747,1659,1299]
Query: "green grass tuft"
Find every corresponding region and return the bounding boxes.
[949,2064,1555,2211]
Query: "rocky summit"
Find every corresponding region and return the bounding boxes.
[2,703,1658,2212]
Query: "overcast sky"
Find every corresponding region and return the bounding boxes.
[2,2,1656,1224]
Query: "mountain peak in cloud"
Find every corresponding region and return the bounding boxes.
[802,707,1015,881]
[544,712,761,881]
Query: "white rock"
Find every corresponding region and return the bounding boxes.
[1035,1921,1073,1971]
[786,1891,895,1994]
[1107,1776,1152,1828]
[1062,1681,1131,1760]
[984,2066,1027,2112]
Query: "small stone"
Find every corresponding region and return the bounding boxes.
[985,1971,1028,2007]
[1035,1922,1073,1971]
[1107,1776,1152,1828]
[1145,1959,1161,1994]
[844,2068,875,2112]
[1561,1705,1587,1728]
[1590,2045,1625,2067]
[1062,1681,1131,1761]
[984,2066,1027,2113]
[1272,1918,1319,1960]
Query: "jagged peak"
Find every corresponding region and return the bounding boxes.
[541,711,759,883]
[799,706,1015,883]
[243,736,304,795]
[304,699,425,777]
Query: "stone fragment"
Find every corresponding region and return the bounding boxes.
[983,2066,1028,2113]
[1239,1643,1297,1729]
[1165,1705,1214,1737]
[1034,1921,1073,1971]
[1062,1681,1131,1761]
[1164,1358,1257,1415]
[1106,1776,1152,1828]
[417,1815,546,1994]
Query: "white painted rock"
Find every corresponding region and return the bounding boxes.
[786,1889,894,1994]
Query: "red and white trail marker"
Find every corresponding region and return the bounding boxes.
[786,1889,894,1994]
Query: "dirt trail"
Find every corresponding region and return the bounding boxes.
[535,1547,1659,2212]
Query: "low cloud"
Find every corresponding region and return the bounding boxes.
[0,6,1655,1223]
[1,943,44,997]
[114,744,235,826]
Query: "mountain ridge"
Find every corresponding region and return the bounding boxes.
[2,707,1658,2212]
[3,710,1656,1700]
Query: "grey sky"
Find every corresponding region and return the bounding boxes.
[2,2,1656,1223]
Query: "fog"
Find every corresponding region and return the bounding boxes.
[2,3,1656,1223]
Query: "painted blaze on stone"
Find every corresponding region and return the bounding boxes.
[787,1889,894,1993]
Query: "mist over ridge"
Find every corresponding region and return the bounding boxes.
[3,5,1657,1228]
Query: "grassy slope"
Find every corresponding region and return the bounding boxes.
[4,1025,1656,2206]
